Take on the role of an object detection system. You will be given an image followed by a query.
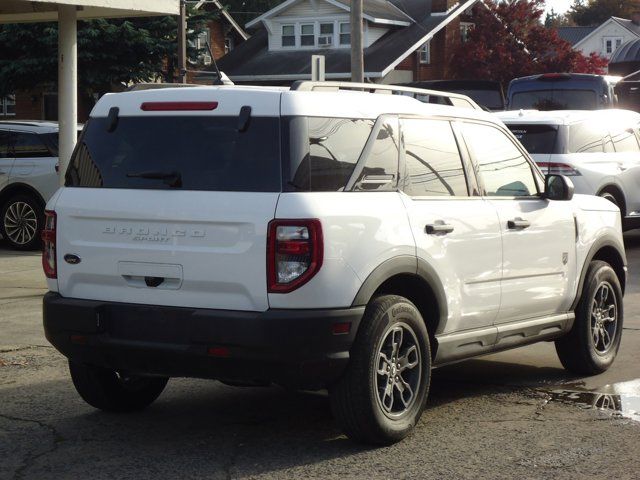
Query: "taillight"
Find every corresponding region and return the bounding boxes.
[537,162,581,176]
[267,219,323,293]
[42,210,57,279]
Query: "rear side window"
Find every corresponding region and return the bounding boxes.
[288,117,374,191]
[13,133,51,158]
[0,131,12,158]
[569,122,604,153]
[506,124,560,155]
[401,118,468,197]
[352,117,400,191]
[66,116,281,191]
[463,123,538,197]
[610,127,640,153]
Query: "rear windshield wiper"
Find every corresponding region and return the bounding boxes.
[126,170,182,188]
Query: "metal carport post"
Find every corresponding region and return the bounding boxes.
[0,0,180,186]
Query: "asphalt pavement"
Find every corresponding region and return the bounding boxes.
[1,234,639,479]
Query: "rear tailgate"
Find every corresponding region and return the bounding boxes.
[54,87,282,312]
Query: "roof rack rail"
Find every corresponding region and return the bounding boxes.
[290,81,482,110]
[126,83,206,92]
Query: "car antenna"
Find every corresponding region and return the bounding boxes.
[205,41,224,86]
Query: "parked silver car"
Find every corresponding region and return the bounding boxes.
[0,121,69,250]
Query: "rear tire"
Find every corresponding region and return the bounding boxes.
[1,194,43,250]
[69,361,168,412]
[555,261,623,375]
[330,295,431,445]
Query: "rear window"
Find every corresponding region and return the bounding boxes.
[506,124,560,154]
[66,116,281,191]
[454,89,504,110]
[511,90,598,110]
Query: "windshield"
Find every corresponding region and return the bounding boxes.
[66,116,281,191]
[506,124,560,154]
[511,89,598,110]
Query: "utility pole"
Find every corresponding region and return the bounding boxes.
[350,0,364,83]
[177,0,187,83]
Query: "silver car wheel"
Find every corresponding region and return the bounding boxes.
[4,201,38,246]
[590,281,618,355]
[374,322,422,418]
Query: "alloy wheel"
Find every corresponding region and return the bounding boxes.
[3,201,38,246]
[590,281,618,355]
[375,322,422,418]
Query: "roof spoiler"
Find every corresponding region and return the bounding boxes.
[290,81,482,110]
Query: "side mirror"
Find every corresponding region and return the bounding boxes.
[544,174,574,201]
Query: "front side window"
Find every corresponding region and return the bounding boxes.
[301,24,315,46]
[463,122,538,197]
[282,25,295,47]
[401,118,468,197]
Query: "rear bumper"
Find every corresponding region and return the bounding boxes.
[43,292,364,389]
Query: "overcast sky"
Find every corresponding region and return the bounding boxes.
[544,0,573,15]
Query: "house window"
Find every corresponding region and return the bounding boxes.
[300,24,315,46]
[224,36,234,54]
[460,22,474,43]
[282,25,295,47]
[319,23,334,46]
[339,22,350,45]
[419,41,430,64]
[1,95,15,116]
[603,36,624,55]
[195,28,210,50]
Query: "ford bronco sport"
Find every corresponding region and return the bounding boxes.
[43,82,626,445]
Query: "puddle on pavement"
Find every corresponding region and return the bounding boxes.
[540,379,640,422]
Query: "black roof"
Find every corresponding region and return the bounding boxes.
[610,38,640,76]
[555,26,596,46]
[218,0,476,80]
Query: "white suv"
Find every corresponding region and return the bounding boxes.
[0,121,63,250]
[42,83,627,445]
[496,109,640,230]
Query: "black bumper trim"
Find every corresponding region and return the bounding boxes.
[43,292,364,388]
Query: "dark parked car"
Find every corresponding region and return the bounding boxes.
[507,73,621,111]
[402,80,506,111]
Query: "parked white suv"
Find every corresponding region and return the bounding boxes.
[0,121,65,250]
[43,83,627,445]
[496,109,640,230]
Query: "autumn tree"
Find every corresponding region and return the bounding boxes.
[449,0,609,88]
[569,0,640,26]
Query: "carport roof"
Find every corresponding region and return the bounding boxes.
[0,0,178,24]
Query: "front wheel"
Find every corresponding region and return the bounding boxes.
[555,260,623,375]
[69,361,168,412]
[330,295,431,445]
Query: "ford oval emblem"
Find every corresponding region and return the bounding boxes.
[64,254,81,265]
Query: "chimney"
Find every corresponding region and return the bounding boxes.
[432,0,458,14]
[633,11,640,26]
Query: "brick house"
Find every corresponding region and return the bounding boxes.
[1,0,247,122]
[217,0,478,84]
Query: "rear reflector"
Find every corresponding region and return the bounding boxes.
[140,101,218,111]
[70,335,87,344]
[332,322,351,335]
[207,346,231,357]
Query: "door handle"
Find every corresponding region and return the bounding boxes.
[425,221,454,235]
[507,217,530,230]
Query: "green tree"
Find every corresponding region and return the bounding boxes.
[569,0,640,26]
[0,7,217,97]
